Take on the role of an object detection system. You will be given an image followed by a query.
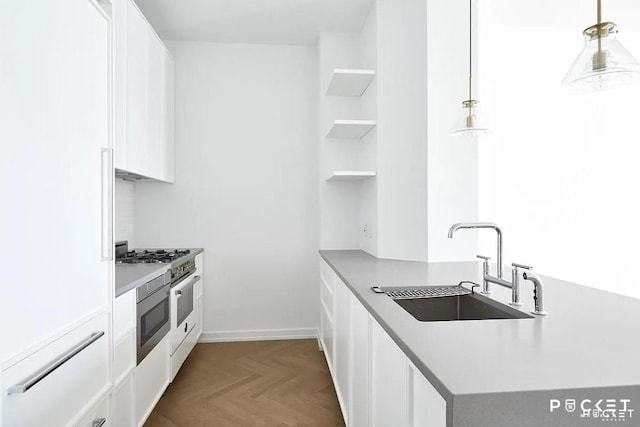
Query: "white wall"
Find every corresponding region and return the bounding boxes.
[426,0,479,262]
[135,41,320,338]
[115,178,136,246]
[478,0,640,299]
[375,0,429,262]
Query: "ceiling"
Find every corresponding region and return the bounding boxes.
[134,0,374,45]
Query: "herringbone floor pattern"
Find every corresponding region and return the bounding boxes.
[145,340,345,427]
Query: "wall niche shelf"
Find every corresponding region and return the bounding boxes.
[326,120,376,139]
[326,69,376,97]
[326,171,377,182]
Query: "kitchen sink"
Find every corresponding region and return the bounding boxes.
[393,292,533,322]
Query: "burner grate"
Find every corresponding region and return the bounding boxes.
[383,286,471,300]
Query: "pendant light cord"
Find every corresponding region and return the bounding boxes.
[468,0,473,101]
[597,0,602,53]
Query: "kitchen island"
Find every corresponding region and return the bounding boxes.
[320,250,640,427]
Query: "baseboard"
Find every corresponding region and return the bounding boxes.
[198,328,319,343]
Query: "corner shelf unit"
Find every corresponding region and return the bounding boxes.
[325,171,377,182]
[326,120,376,139]
[326,69,376,97]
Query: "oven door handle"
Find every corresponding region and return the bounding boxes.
[175,275,200,297]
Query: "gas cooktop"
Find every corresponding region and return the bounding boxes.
[115,242,191,264]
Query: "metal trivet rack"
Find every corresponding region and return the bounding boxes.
[373,285,472,300]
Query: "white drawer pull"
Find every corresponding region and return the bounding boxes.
[7,331,105,395]
[92,418,107,427]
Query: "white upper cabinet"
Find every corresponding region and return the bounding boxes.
[162,47,176,182]
[124,0,148,176]
[0,0,111,362]
[145,31,163,179]
[115,0,175,183]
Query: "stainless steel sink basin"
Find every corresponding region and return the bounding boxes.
[394,292,533,322]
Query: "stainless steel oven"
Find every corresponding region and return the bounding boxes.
[170,272,200,356]
[136,271,171,364]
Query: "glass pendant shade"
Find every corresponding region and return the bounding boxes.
[451,100,490,136]
[563,23,640,91]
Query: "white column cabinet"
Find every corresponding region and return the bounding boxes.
[0,0,111,362]
[115,0,175,182]
[320,258,447,427]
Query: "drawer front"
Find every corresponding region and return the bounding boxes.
[76,394,110,427]
[2,313,110,427]
[321,279,333,318]
[113,330,136,385]
[136,335,170,426]
[320,258,335,293]
[320,304,334,373]
[113,289,136,341]
[170,321,198,381]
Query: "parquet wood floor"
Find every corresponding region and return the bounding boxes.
[145,340,345,427]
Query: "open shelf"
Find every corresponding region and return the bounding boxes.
[326,69,376,97]
[326,120,376,139]
[325,171,377,182]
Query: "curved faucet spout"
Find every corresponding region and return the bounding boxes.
[447,222,503,278]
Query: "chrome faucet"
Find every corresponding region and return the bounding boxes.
[448,223,503,279]
[448,222,506,294]
[522,270,548,316]
[448,222,548,315]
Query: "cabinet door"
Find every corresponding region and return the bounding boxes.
[333,279,350,422]
[348,293,370,427]
[112,373,136,427]
[0,0,111,362]
[408,361,447,427]
[136,335,170,426]
[145,32,164,180]
[162,48,175,183]
[125,0,148,175]
[2,314,110,426]
[113,0,127,170]
[370,318,408,427]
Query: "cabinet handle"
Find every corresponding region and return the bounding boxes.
[101,148,114,261]
[7,331,105,395]
[92,418,107,427]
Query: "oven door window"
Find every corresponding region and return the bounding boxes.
[177,283,194,326]
[141,297,170,347]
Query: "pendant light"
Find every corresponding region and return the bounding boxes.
[451,0,490,136]
[562,0,640,91]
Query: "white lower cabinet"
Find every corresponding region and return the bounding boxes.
[320,303,334,372]
[348,293,370,427]
[136,335,170,426]
[1,313,111,427]
[111,290,137,426]
[76,395,110,427]
[370,318,408,427]
[408,361,447,427]
[320,258,447,427]
[333,277,350,420]
[111,373,136,427]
